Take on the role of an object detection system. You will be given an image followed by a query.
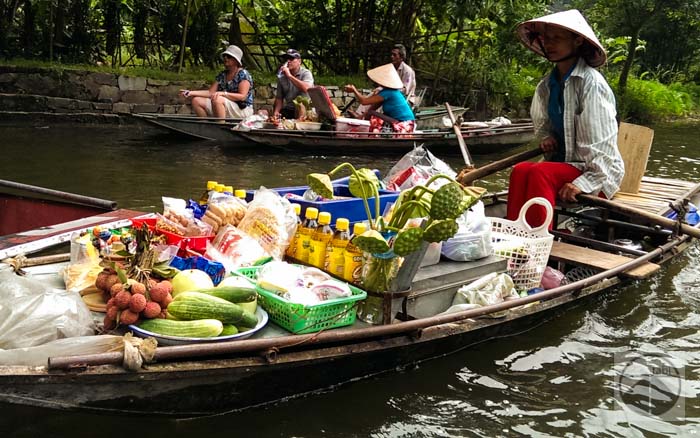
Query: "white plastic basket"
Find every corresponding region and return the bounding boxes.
[490,197,554,291]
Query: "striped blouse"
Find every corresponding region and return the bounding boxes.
[531,57,625,199]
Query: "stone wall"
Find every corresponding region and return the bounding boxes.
[0,65,354,116]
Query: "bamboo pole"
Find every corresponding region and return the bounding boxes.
[177,0,192,74]
[458,147,542,185]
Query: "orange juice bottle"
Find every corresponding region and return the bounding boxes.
[343,222,367,283]
[295,207,318,263]
[308,212,333,268]
[324,217,350,276]
[285,203,302,259]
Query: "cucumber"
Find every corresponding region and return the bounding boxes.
[169,291,258,327]
[137,318,223,338]
[195,286,257,303]
[220,324,239,336]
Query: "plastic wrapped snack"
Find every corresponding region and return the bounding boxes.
[237,187,298,259]
[203,192,248,233]
[205,225,271,273]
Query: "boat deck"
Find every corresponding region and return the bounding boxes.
[612,176,700,215]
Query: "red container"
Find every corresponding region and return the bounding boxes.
[130,215,214,254]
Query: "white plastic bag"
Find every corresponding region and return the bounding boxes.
[441,201,492,261]
[442,272,519,317]
[0,270,96,349]
[383,145,456,191]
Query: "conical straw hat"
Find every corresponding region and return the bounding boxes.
[366,64,404,89]
[516,9,606,67]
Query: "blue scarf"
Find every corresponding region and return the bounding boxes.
[547,62,576,162]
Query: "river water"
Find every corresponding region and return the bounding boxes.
[1,121,699,437]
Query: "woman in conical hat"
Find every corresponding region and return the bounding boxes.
[344,63,416,133]
[506,9,624,228]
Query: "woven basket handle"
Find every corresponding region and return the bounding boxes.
[517,197,554,233]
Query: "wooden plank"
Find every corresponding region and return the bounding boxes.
[549,241,660,279]
[617,123,654,194]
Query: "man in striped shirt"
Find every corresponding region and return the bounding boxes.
[507,9,624,228]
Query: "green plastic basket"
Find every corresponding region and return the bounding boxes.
[235,266,367,334]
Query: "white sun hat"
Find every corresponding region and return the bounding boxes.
[221,45,243,65]
[516,9,606,67]
[366,63,404,90]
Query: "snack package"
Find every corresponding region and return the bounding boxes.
[205,225,271,273]
[203,192,248,233]
[237,187,298,259]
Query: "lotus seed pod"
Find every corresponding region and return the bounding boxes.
[348,168,380,199]
[430,183,465,220]
[307,173,334,199]
[352,230,390,254]
[423,219,459,242]
[393,227,424,256]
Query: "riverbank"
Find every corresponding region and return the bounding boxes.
[0,65,353,122]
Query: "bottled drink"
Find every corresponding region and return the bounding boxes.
[295,207,319,263]
[285,203,302,259]
[324,217,350,276]
[234,189,248,201]
[308,212,333,268]
[215,183,225,193]
[223,185,234,196]
[199,180,218,205]
[343,222,367,283]
[277,61,288,79]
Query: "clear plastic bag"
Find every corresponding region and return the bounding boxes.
[0,335,123,366]
[237,187,298,259]
[205,225,271,273]
[0,270,96,350]
[441,201,492,261]
[383,145,456,191]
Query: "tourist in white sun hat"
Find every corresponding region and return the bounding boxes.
[506,9,624,229]
[180,44,254,119]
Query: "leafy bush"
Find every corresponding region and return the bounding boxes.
[613,77,697,123]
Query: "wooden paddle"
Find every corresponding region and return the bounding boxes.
[445,103,473,167]
[458,147,543,185]
[577,193,700,239]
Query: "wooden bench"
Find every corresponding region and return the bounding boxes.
[549,241,660,280]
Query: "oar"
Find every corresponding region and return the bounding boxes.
[445,103,473,167]
[577,193,700,239]
[458,147,543,185]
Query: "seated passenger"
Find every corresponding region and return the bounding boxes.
[180,45,254,119]
[343,64,416,133]
[507,10,624,228]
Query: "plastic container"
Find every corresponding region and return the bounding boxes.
[343,222,367,283]
[236,266,367,334]
[335,117,370,137]
[308,212,333,268]
[325,218,350,276]
[295,207,319,263]
[285,203,302,259]
[130,216,214,254]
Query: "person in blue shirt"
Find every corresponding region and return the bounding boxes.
[344,64,416,133]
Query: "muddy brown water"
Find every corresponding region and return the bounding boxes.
[1,121,699,437]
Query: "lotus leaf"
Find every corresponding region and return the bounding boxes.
[429,182,465,220]
[392,227,424,256]
[423,219,459,242]
[352,230,391,254]
[307,173,334,199]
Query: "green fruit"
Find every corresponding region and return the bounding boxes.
[423,219,459,242]
[393,227,424,256]
[352,230,390,254]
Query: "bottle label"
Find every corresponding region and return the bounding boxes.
[296,230,312,262]
[308,236,332,268]
[343,248,363,283]
[326,245,346,276]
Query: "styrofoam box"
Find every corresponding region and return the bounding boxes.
[335,117,370,137]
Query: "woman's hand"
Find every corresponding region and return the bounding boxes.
[558,182,582,202]
[343,84,358,95]
[211,91,228,101]
[179,89,191,98]
[540,136,557,153]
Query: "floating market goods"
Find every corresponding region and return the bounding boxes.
[216,276,258,313]
[192,286,257,303]
[171,269,215,296]
[137,318,224,338]
[167,291,258,327]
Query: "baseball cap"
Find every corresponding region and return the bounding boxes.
[280,49,302,60]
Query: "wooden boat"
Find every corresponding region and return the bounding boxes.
[232,122,534,154]
[1,152,698,416]
[132,113,243,142]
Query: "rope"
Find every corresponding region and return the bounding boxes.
[121,333,158,371]
[1,254,28,275]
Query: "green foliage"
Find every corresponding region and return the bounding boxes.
[612,77,698,123]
